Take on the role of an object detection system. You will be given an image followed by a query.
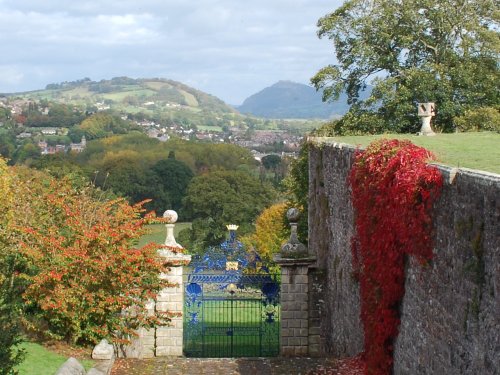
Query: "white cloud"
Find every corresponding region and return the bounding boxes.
[0,0,342,103]
[0,65,24,87]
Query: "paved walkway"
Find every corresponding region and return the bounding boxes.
[110,357,340,375]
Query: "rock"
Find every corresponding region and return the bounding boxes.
[55,357,86,375]
[92,339,115,360]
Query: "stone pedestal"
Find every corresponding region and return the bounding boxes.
[418,102,436,136]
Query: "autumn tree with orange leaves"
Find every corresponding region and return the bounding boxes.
[2,161,176,347]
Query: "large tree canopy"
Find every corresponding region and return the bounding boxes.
[312,0,499,134]
[151,158,194,216]
[181,170,276,254]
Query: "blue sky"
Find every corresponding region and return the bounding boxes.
[0,0,343,104]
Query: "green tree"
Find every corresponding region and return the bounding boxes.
[312,0,500,134]
[92,150,161,212]
[31,154,87,182]
[0,158,25,374]
[151,158,194,216]
[0,107,11,122]
[12,142,41,165]
[261,154,282,170]
[260,154,287,188]
[76,112,135,140]
[0,131,16,159]
[453,106,500,132]
[181,170,276,254]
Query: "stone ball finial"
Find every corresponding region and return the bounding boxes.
[286,207,300,223]
[163,210,178,224]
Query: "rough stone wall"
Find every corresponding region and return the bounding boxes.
[308,139,500,374]
[394,167,500,374]
[308,141,363,357]
[308,269,325,357]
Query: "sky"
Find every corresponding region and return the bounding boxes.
[0,0,343,105]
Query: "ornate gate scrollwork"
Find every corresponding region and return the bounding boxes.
[184,226,280,357]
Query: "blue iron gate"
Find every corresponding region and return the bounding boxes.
[183,227,280,357]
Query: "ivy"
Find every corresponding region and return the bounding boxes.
[349,139,443,374]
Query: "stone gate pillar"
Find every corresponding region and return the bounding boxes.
[156,210,191,356]
[119,210,190,358]
[274,208,316,356]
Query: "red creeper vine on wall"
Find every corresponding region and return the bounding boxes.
[349,139,443,375]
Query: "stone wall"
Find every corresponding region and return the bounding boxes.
[308,141,363,357]
[394,167,500,374]
[308,138,499,374]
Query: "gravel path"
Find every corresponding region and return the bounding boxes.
[111,357,340,375]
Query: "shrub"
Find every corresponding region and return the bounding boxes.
[9,168,175,346]
[0,158,25,374]
[454,107,500,132]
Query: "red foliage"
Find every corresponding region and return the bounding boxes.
[349,139,442,374]
[14,114,27,124]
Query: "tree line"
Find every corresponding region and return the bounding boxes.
[29,132,288,254]
[312,0,499,135]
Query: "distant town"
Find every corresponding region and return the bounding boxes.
[0,96,305,160]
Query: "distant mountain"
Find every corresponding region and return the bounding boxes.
[9,77,236,114]
[237,80,369,119]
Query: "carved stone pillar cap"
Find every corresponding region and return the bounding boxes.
[273,253,316,266]
[162,209,183,249]
[280,207,308,258]
[286,207,300,223]
[163,210,178,224]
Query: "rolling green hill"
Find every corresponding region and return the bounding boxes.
[9,77,236,115]
[4,77,329,133]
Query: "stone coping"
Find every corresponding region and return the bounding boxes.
[157,249,192,261]
[273,255,317,266]
[308,136,500,179]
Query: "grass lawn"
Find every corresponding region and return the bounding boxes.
[15,342,93,375]
[184,298,280,357]
[137,222,191,247]
[324,132,500,174]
